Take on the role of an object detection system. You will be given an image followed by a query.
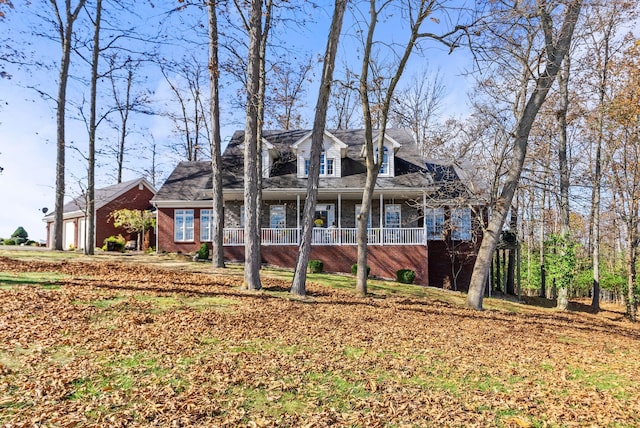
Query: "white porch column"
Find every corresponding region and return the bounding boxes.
[380,193,384,245]
[423,191,427,245]
[338,193,342,245]
[296,193,300,244]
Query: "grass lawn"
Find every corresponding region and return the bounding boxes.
[1,249,639,427]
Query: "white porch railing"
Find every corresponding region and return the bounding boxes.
[222,227,425,246]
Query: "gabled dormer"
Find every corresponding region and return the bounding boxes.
[261,138,277,178]
[359,133,402,177]
[292,131,348,178]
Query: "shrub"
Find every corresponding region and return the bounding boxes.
[2,238,16,246]
[308,259,324,273]
[196,243,210,260]
[396,269,416,284]
[351,264,370,276]
[104,235,126,252]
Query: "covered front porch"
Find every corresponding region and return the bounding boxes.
[223,188,435,247]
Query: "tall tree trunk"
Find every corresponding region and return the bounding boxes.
[626,225,638,322]
[589,9,615,312]
[355,0,433,296]
[291,0,347,296]
[85,0,101,256]
[243,0,262,291]
[208,0,224,268]
[556,58,571,310]
[52,0,87,251]
[467,0,582,310]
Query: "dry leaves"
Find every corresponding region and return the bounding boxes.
[1,256,640,427]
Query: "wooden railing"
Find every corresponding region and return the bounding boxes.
[222,227,425,246]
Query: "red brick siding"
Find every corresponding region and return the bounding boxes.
[156,207,207,254]
[224,244,429,286]
[96,185,155,248]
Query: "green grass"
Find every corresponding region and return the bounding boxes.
[0,271,67,289]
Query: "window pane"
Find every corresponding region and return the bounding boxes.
[320,153,325,175]
[451,208,471,240]
[270,205,286,228]
[200,209,213,241]
[327,158,334,175]
[385,204,401,228]
[425,208,444,240]
[304,159,310,176]
[174,209,194,242]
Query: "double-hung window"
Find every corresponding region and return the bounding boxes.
[425,208,445,240]
[200,209,213,241]
[451,207,472,240]
[304,151,335,177]
[385,204,401,228]
[375,146,390,175]
[270,205,286,228]
[174,209,194,241]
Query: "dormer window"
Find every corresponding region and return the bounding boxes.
[375,146,390,176]
[304,151,335,177]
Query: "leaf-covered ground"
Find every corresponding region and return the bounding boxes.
[1,255,639,427]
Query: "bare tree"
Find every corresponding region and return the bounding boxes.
[604,38,640,321]
[466,0,583,310]
[84,0,102,255]
[354,0,466,296]
[208,0,224,268]
[328,67,360,129]
[160,56,211,162]
[389,67,447,157]
[290,0,347,297]
[49,0,88,251]
[265,55,314,129]
[242,0,263,291]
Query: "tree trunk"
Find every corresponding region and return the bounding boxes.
[208,1,224,268]
[85,0,101,256]
[626,227,638,322]
[467,0,583,310]
[556,58,571,310]
[53,0,87,251]
[242,0,262,291]
[291,0,347,296]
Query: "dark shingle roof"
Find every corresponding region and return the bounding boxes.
[44,177,155,218]
[154,129,473,201]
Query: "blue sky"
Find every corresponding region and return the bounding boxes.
[0,0,474,241]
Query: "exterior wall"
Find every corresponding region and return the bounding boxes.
[295,135,344,178]
[224,244,429,286]
[427,240,475,292]
[157,207,208,254]
[96,184,156,248]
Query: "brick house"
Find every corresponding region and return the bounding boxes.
[44,177,156,250]
[152,129,484,290]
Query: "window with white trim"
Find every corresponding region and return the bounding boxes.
[451,207,472,240]
[174,209,194,241]
[375,146,390,175]
[200,209,213,241]
[385,204,401,228]
[425,208,445,240]
[303,151,335,177]
[270,205,286,228]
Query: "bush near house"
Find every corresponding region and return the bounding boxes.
[11,227,28,245]
[195,243,210,261]
[308,260,324,273]
[396,269,416,284]
[103,235,126,252]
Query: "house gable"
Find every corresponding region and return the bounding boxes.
[291,130,348,178]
